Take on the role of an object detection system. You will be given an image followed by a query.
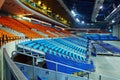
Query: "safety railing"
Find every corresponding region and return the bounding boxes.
[12,50,120,80]
[3,48,27,80]
[15,61,89,80]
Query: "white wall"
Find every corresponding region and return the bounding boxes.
[0,40,18,80]
[0,39,31,80]
[113,25,120,39]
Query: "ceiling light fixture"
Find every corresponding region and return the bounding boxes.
[112,20,115,23]
[81,21,85,24]
[71,10,77,17]
[76,18,80,22]
[100,6,103,9]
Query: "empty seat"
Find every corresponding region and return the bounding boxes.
[39,46,44,51]
[33,44,40,49]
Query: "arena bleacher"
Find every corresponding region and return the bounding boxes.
[85,34,119,41]
[100,42,120,55]
[0,16,93,80]
[16,37,94,71]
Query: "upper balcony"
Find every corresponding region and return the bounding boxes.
[1,0,72,28]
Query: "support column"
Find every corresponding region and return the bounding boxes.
[113,25,120,39]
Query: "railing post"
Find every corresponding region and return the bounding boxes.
[32,56,35,80]
[88,73,89,79]
[56,63,58,72]
[99,75,101,80]
[56,63,58,80]
[23,45,25,53]
[15,40,17,50]
[4,57,7,80]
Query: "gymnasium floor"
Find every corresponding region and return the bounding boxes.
[90,41,120,80]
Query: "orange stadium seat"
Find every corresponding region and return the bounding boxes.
[0,16,71,39]
[18,20,59,38]
[0,16,44,39]
[0,29,19,46]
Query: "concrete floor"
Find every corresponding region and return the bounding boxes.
[89,41,120,80]
[90,56,120,80]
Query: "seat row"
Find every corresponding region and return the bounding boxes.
[0,16,43,38]
[85,34,119,41]
[18,20,58,38]
[52,38,87,55]
[20,39,88,63]
[100,43,120,54]
[0,29,19,46]
[18,19,71,37]
[93,44,108,54]
[62,37,88,48]
[0,16,71,39]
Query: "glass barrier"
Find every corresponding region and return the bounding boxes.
[12,50,120,80]
[15,61,120,80]
[3,48,120,80]
[3,48,27,80]
[15,62,89,80]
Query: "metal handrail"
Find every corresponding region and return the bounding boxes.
[13,50,120,80]
[3,48,26,80]
[13,52,120,80]
[12,50,92,73]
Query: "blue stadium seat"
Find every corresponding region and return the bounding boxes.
[33,44,40,49]
[45,53,95,73]
[39,46,44,51]
[53,51,57,55]
[27,43,36,47]
[20,41,32,46]
[49,49,53,54]
[23,72,30,80]
[18,37,90,63]
[43,48,48,53]
[57,52,61,57]
[37,75,48,80]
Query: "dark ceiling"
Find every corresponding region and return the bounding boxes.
[33,0,72,22]
[98,0,120,21]
[63,0,120,22]
[1,0,120,28]
[1,0,74,28]
[1,0,31,15]
[63,0,95,23]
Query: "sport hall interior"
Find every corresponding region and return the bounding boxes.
[0,0,120,80]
